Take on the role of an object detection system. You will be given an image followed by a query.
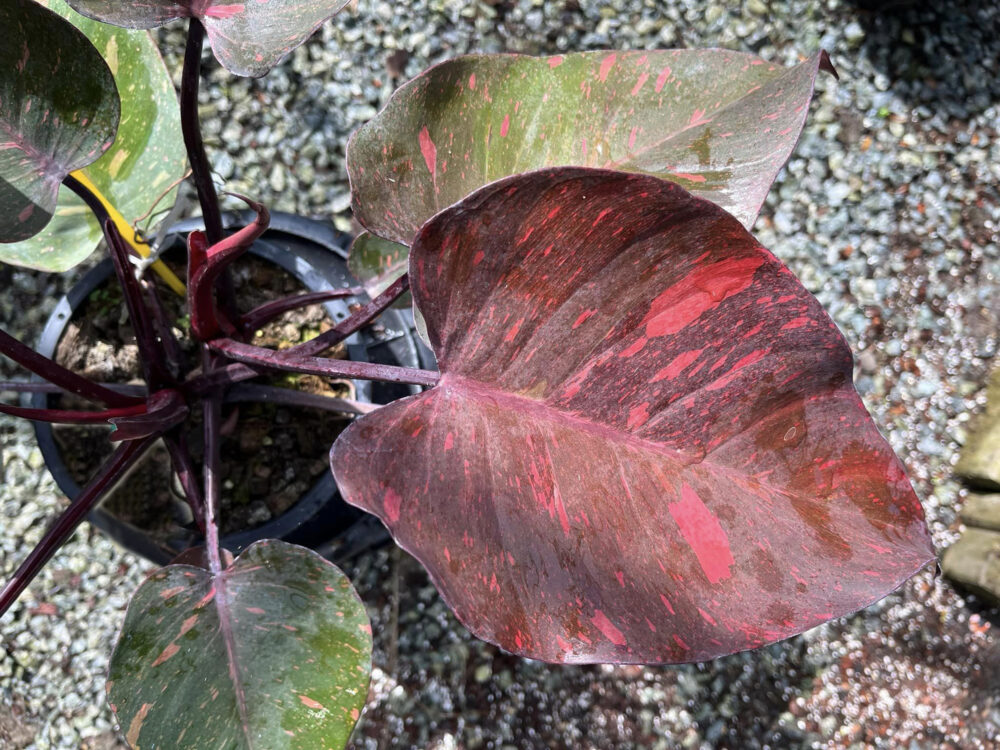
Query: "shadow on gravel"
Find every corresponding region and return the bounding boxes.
[845,0,1000,120]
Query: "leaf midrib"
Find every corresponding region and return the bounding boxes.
[437,371,853,504]
[0,117,62,181]
[213,568,256,749]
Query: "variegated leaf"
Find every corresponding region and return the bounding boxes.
[66,0,352,77]
[2,0,184,271]
[331,167,933,665]
[348,49,835,248]
[108,540,371,749]
[1,0,119,245]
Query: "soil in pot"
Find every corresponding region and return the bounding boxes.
[49,253,355,542]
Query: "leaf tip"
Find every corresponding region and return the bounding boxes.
[819,50,839,81]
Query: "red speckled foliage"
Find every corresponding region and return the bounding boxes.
[331,167,934,665]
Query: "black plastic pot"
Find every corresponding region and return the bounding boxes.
[31,212,424,565]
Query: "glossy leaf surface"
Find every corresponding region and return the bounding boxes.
[108,540,371,749]
[2,0,184,271]
[347,231,412,308]
[348,49,833,248]
[0,0,118,244]
[67,0,352,77]
[332,168,934,665]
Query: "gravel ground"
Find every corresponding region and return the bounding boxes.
[3,0,1000,748]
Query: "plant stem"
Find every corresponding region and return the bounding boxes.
[201,348,225,575]
[66,171,186,296]
[0,402,146,425]
[65,177,173,389]
[287,273,410,358]
[108,389,188,441]
[63,174,110,225]
[207,339,441,387]
[188,198,269,340]
[182,361,262,393]
[241,287,364,335]
[181,19,223,246]
[0,381,147,396]
[185,274,424,392]
[163,433,206,535]
[142,277,185,380]
[0,437,155,617]
[104,220,171,389]
[0,328,142,408]
[227,383,379,415]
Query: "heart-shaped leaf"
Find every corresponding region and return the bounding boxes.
[108,540,371,749]
[348,49,835,249]
[1,0,185,272]
[67,0,352,77]
[347,231,412,308]
[331,167,934,665]
[1,0,119,244]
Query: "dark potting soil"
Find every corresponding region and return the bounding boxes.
[50,254,354,540]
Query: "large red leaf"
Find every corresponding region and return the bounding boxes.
[331,167,934,665]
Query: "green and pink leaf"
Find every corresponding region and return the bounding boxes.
[347,232,412,308]
[1,0,119,245]
[347,49,836,249]
[66,0,352,77]
[108,540,371,749]
[1,0,186,272]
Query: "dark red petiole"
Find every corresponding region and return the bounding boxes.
[284,273,410,358]
[109,389,188,442]
[240,287,364,336]
[0,401,147,425]
[188,197,270,341]
[0,436,156,617]
[163,433,206,535]
[0,328,142,408]
[208,338,440,387]
[103,220,172,390]
[142,276,186,381]
[181,18,223,245]
[200,347,226,575]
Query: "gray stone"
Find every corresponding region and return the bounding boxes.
[858,350,878,375]
[266,162,286,193]
[960,493,1000,532]
[955,366,1000,490]
[941,528,1000,605]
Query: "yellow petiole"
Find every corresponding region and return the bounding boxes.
[69,171,186,297]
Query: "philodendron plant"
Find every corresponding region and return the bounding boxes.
[1,0,935,746]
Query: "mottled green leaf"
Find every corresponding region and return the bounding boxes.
[67,0,352,77]
[347,231,412,308]
[2,0,185,272]
[349,49,834,247]
[0,0,119,245]
[108,540,371,750]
